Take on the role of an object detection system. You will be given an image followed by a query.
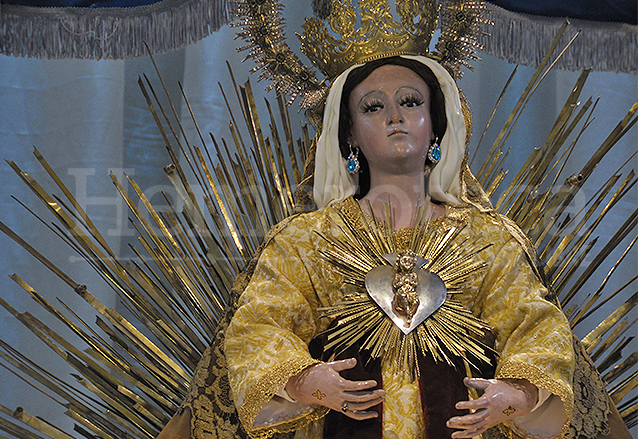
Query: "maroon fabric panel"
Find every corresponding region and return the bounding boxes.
[418,354,469,439]
[314,321,470,438]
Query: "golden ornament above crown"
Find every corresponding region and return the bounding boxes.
[233,0,488,108]
[299,0,439,79]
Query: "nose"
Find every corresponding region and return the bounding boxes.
[387,102,404,125]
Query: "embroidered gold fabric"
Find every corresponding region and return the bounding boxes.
[336,196,470,248]
[237,356,328,437]
[224,198,575,439]
[181,196,610,439]
[248,404,331,439]
[179,215,305,439]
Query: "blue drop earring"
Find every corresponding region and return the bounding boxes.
[428,140,441,165]
[347,144,360,174]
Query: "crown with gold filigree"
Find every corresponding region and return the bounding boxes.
[232,0,489,110]
[298,0,439,79]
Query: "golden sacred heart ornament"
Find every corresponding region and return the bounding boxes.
[365,251,447,335]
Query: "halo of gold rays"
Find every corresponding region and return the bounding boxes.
[315,201,495,377]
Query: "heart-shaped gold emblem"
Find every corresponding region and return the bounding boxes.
[365,253,447,334]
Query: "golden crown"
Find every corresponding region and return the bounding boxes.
[298,0,439,79]
[233,0,488,109]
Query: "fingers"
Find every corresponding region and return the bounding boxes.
[341,400,384,419]
[344,409,380,420]
[450,378,533,437]
[339,393,385,420]
[330,357,357,372]
[447,411,490,439]
[338,388,385,420]
[330,357,379,392]
[345,409,379,420]
[447,410,489,427]
[286,357,386,419]
[462,377,492,391]
[455,395,490,411]
[451,424,489,439]
[344,389,386,403]
[343,393,385,409]
[341,379,379,392]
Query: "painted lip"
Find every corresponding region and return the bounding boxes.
[388,129,408,136]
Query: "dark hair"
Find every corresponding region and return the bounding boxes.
[338,56,447,198]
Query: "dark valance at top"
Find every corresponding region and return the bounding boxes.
[487,0,636,25]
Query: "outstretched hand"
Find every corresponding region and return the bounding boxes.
[285,358,386,420]
[447,378,538,438]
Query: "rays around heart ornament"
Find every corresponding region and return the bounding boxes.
[316,199,495,376]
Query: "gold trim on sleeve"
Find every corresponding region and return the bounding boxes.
[238,356,328,439]
[497,360,574,439]
[248,405,331,439]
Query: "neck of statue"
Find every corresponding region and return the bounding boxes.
[359,170,436,229]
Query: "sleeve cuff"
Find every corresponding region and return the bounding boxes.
[531,388,550,412]
[275,387,297,403]
[237,356,328,438]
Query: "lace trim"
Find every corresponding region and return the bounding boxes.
[497,360,574,439]
[567,337,610,439]
[248,406,330,439]
[179,311,250,439]
[238,356,326,438]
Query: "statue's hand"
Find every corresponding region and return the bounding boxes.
[446,377,538,438]
[285,358,385,420]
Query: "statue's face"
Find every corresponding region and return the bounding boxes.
[348,64,433,178]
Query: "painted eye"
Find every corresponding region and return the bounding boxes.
[363,100,384,113]
[400,94,424,108]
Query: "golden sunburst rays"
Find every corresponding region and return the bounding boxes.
[0,56,314,438]
[315,202,494,378]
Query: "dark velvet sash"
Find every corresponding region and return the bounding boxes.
[312,333,469,439]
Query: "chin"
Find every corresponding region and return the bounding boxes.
[384,157,428,174]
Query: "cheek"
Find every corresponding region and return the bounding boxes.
[351,117,381,149]
[414,113,433,134]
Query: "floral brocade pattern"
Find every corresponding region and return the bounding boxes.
[224,199,576,439]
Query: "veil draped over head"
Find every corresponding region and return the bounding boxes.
[312,55,467,209]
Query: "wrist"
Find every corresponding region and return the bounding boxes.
[503,379,538,410]
[285,363,318,403]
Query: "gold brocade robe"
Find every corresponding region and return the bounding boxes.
[224,199,575,439]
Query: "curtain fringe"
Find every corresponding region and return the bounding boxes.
[0,0,228,59]
[479,4,638,75]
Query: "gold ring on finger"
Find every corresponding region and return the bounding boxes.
[341,401,349,413]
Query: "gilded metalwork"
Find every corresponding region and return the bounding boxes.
[316,202,493,375]
[365,251,447,332]
[233,0,488,109]
[299,0,438,79]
